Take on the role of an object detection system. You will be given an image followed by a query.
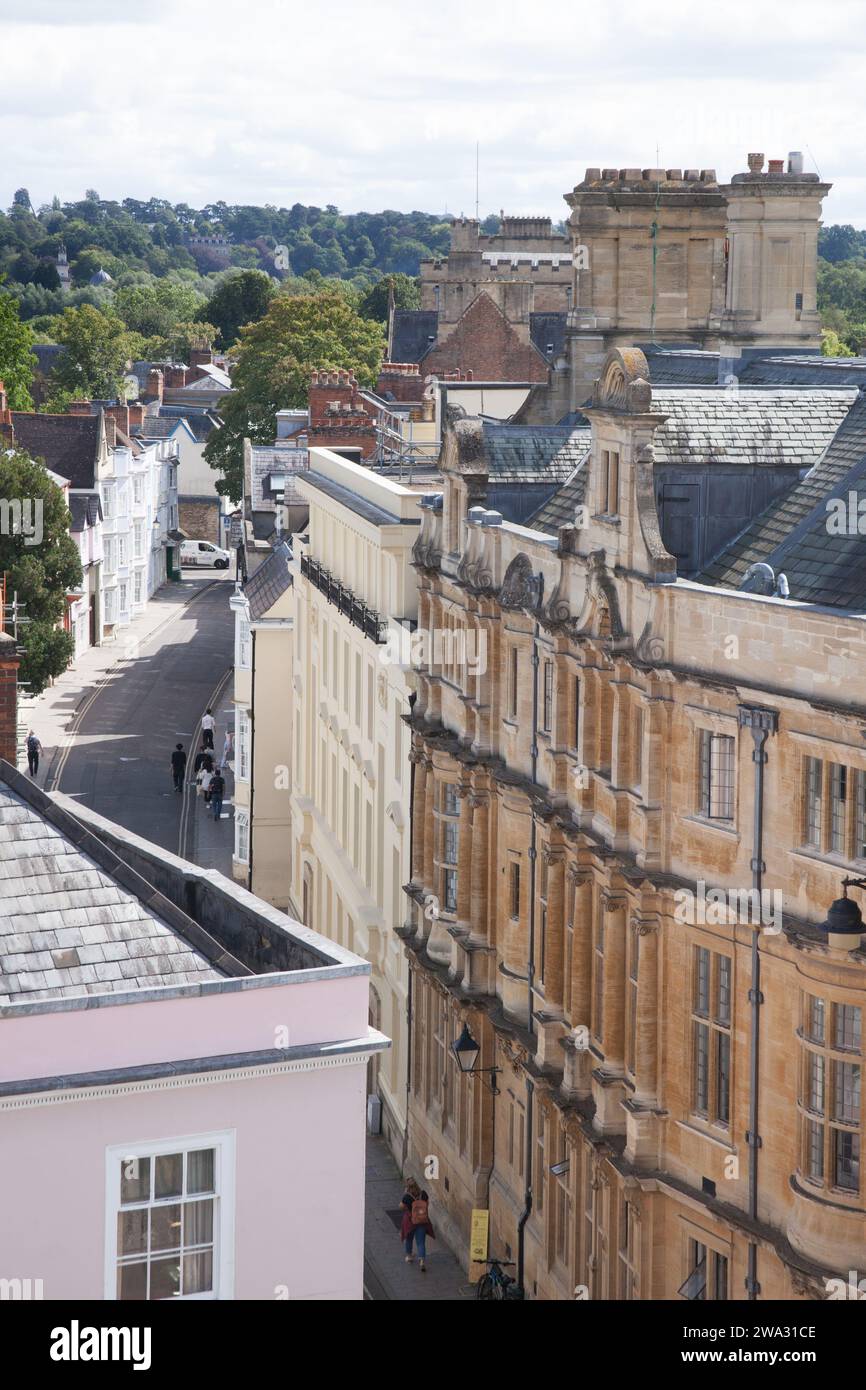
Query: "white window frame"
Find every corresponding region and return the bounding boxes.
[237,708,250,782]
[104,1129,235,1301]
[236,615,251,671]
[235,809,250,865]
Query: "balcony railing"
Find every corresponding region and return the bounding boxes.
[300,553,387,643]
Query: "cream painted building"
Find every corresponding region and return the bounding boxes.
[230,541,294,902]
[284,448,430,1157]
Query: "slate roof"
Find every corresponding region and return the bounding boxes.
[11,412,101,488]
[526,461,589,535]
[68,492,102,532]
[245,540,293,619]
[530,312,568,362]
[0,781,226,1005]
[698,393,866,609]
[482,422,591,482]
[158,406,220,441]
[642,345,866,389]
[650,389,858,471]
[739,355,866,387]
[130,416,190,441]
[176,365,231,393]
[391,310,439,365]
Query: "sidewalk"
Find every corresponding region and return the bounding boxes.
[20,575,222,786]
[184,668,236,878]
[364,1134,470,1301]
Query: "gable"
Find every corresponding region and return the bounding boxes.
[421,292,550,384]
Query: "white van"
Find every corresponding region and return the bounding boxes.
[180,539,231,569]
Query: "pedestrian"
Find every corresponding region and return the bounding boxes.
[26,730,42,778]
[170,743,187,793]
[201,708,215,751]
[193,746,214,777]
[210,768,225,821]
[400,1178,435,1273]
[196,767,213,802]
[220,730,233,771]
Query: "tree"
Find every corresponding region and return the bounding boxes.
[0,280,36,408]
[12,188,32,212]
[821,328,855,358]
[113,280,206,338]
[145,319,218,363]
[358,273,421,323]
[32,261,61,292]
[199,269,275,349]
[0,451,82,693]
[49,305,136,400]
[204,290,385,498]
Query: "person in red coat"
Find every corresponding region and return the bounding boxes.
[400,1178,435,1273]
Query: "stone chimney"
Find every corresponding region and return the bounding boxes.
[0,628,20,765]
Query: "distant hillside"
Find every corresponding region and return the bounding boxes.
[0,190,461,321]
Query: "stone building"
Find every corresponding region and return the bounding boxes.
[404,346,866,1300]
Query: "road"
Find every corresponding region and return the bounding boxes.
[45,572,236,865]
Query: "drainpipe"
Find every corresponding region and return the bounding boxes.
[517,587,543,1299]
[246,628,256,894]
[517,1077,534,1297]
[737,704,778,1302]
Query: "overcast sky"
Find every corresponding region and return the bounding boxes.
[2,0,866,226]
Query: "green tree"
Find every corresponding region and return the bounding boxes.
[0,451,82,694]
[358,272,421,323]
[821,328,855,358]
[145,319,218,362]
[113,280,206,337]
[0,280,36,408]
[199,269,275,349]
[49,305,136,400]
[205,290,385,497]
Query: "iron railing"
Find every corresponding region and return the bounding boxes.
[300,552,388,643]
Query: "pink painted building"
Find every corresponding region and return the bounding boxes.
[0,725,387,1300]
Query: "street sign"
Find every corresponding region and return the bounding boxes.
[470,1208,489,1263]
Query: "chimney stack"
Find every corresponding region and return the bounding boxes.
[0,380,13,448]
[0,628,20,766]
[104,403,130,437]
[67,400,92,416]
[102,413,117,448]
[146,368,164,402]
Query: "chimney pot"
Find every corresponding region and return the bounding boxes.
[768,158,784,174]
[747,152,765,173]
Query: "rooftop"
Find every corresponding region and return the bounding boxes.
[10,411,102,489]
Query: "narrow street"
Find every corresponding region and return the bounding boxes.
[39,573,236,867]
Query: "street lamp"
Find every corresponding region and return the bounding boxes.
[820,876,866,947]
[451,1023,500,1095]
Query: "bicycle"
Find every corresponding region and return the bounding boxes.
[475,1257,523,1300]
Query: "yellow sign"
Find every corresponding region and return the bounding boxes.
[470,1208,489,1263]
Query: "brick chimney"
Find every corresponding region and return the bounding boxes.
[67,399,92,416]
[127,402,146,428]
[0,379,14,447]
[163,365,187,389]
[0,628,19,766]
[146,368,164,402]
[102,413,117,448]
[104,403,130,437]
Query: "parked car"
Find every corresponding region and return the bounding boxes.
[180,539,231,569]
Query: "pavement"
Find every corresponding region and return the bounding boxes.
[20,570,236,869]
[364,1134,471,1301]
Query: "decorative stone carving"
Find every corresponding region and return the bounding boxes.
[591,347,652,413]
[377,671,389,709]
[634,620,665,664]
[499,552,544,612]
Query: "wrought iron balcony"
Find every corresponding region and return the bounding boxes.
[300,552,387,643]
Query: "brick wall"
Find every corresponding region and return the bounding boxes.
[308,369,377,459]
[422,291,549,383]
[180,498,221,544]
[376,362,425,403]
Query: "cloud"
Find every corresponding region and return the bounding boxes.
[1,0,865,224]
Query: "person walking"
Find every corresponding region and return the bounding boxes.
[209,768,225,822]
[193,746,214,777]
[26,731,42,778]
[220,729,234,771]
[201,708,215,751]
[170,743,187,793]
[196,766,213,803]
[400,1179,435,1273]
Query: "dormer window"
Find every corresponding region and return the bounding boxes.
[600,450,620,516]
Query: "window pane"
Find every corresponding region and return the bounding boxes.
[154,1153,183,1199]
[713,1252,728,1301]
[150,1256,182,1300]
[807,995,825,1044]
[150,1204,182,1254]
[833,1062,860,1124]
[183,1198,214,1248]
[717,1033,731,1124]
[834,1004,862,1053]
[183,1250,214,1296]
[805,758,822,847]
[830,764,847,852]
[709,735,734,819]
[694,1023,709,1113]
[118,1209,148,1257]
[117,1261,147,1301]
[834,1130,860,1192]
[806,1119,824,1181]
[856,770,866,858]
[695,947,710,1015]
[808,1052,825,1113]
[187,1149,215,1195]
[716,955,731,1024]
[120,1155,150,1205]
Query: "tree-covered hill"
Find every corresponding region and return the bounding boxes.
[0,189,455,322]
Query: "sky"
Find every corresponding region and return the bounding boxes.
[2,0,866,226]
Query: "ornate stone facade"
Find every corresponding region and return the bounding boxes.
[404,347,866,1300]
